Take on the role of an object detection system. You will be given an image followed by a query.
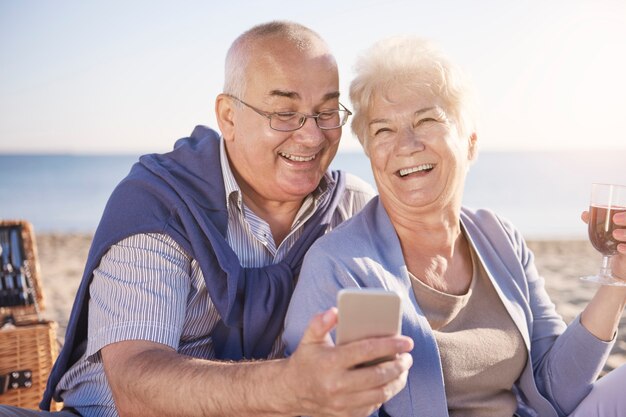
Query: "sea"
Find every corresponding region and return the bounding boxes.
[0,150,624,240]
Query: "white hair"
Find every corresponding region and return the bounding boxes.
[350,36,479,149]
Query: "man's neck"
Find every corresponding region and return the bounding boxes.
[220,139,309,246]
[241,190,304,247]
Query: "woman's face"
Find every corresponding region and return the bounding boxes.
[365,83,475,215]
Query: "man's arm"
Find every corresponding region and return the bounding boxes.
[102,308,413,417]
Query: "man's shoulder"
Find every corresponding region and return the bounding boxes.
[341,171,376,196]
[315,196,378,251]
[328,170,376,220]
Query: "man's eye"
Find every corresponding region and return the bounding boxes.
[417,118,437,125]
[317,111,338,121]
[274,112,299,121]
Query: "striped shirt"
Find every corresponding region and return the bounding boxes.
[56,139,375,417]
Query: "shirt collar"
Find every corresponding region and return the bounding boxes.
[220,138,244,211]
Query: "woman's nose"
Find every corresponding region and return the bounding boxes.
[396,127,425,153]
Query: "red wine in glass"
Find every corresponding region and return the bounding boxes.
[588,205,626,256]
[582,183,626,286]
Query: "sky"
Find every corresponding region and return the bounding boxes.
[1,0,625,154]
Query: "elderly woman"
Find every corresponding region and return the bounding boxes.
[283,37,626,417]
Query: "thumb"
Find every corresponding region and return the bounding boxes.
[299,307,338,346]
[581,210,590,224]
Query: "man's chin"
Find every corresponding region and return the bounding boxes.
[277,177,323,201]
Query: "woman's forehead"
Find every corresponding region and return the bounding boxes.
[368,86,447,117]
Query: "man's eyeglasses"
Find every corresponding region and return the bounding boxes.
[226,94,352,132]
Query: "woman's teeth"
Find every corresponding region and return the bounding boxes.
[399,164,434,177]
[279,152,316,162]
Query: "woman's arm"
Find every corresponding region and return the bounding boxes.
[522,211,626,415]
[580,211,626,340]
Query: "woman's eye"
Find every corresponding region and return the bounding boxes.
[374,128,392,136]
[417,118,437,125]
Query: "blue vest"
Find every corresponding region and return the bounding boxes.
[41,125,346,409]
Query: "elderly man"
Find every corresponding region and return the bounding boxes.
[0,21,412,417]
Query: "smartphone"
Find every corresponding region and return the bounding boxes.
[336,288,402,366]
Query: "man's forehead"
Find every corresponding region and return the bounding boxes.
[243,42,339,103]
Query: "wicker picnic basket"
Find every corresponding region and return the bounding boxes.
[0,220,61,410]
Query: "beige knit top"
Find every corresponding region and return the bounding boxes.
[409,248,528,417]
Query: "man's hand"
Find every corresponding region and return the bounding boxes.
[101,309,412,417]
[282,308,413,417]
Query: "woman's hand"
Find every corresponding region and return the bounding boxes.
[581,210,626,280]
[580,210,626,341]
[610,210,626,279]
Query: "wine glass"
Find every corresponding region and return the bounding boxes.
[581,183,626,286]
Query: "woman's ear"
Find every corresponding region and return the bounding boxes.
[215,94,236,142]
[467,132,478,161]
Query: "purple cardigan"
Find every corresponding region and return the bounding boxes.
[284,197,614,417]
[41,125,346,410]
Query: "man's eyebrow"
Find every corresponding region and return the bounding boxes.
[323,91,341,101]
[269,90,300,99]
[267,90,341,101]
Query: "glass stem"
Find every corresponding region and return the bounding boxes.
[600,255,613,278]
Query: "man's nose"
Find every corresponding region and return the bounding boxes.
[292,116,326,143]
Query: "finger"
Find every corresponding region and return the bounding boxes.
[611,247,626,280]
[340,336,413,369]
[316,367,410,416]
[328,366,411,413]
[613,228,626,243]
[299,307,338,346]
[342,352,413,392]
[581,210,590,224]
[613,211,626,226]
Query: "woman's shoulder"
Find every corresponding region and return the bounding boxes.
[461,205,528,262]
[312,197,380,254]
[461,206,519,237]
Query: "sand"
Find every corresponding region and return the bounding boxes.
[32,233,625,373]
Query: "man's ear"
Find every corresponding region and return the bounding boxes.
[468,132,478,161]
[215,94,235,142]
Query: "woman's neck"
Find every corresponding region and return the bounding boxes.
[383,199,472,295]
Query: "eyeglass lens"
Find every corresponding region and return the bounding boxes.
[270,110,349,131]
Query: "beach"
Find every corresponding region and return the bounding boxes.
[34,233,625,373]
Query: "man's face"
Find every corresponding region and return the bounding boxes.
[222,38,342,205]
